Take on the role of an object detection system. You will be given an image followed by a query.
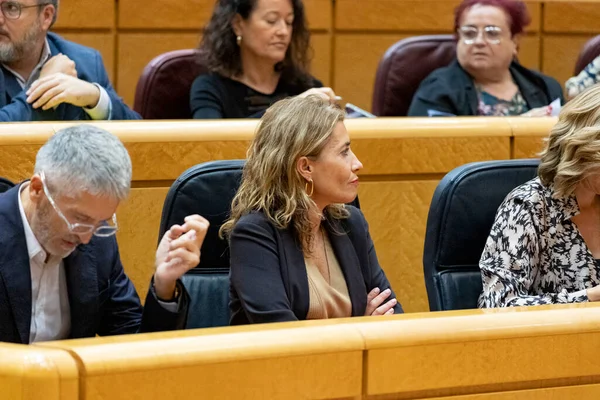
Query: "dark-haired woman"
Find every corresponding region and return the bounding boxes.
[408,0,563,117]
[190,0,335,119]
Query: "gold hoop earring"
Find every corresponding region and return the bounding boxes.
[236,35,242,46]
[305,179,314,197]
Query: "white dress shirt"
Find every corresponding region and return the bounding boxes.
[1,38,112,120]
[18,183,71,343]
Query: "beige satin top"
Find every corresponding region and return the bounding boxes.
[304,233,352,319]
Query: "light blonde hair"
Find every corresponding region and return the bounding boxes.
[539,84,600,197]
[220,95,348,250]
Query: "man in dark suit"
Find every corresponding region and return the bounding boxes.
[0,125,209,344]
[0,0,139,121]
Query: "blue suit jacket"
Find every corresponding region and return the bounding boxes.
[0,185,188,344]
[0,32,140,121]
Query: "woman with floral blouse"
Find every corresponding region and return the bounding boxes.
[479,84,600,308]
[566,55,600,100]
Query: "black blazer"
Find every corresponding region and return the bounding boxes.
[229,206,403,325]
[0,185,189,344]
[408,59,565,116]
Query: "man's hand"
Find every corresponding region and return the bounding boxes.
[26,73,100,110]
[40,54,77,78]
[153,215,210,300]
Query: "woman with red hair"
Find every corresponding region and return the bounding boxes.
[408,0,563,117]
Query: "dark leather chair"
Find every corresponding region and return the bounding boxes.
[159,160,243,329]
[573,34,600,76]
[0,177,14,193]
[423,159,539,311]
[372,35,456,117]
[133,49,208,120]
[159,160,361,328]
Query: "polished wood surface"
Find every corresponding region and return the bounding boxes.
[29,302,600,399]
[41,324,364,400]
[0,118,556,313]
[50,0,600,110]
[0,343,78,400]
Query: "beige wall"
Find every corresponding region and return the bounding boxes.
[52,0,600,112]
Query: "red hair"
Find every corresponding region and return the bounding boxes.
[454,0,531,36]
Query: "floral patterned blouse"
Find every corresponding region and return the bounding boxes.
[478,177,598,308]
[476,87,528,116]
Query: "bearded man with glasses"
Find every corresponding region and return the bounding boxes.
[0,125,209,344]
[408,0,563,117]
[0,0,139,121]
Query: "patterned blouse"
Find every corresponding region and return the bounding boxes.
[476,88,528,116]
[566,55,600,99]
[478,177,598,308]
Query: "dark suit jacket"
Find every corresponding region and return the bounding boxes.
[0,32,140,122]
[0,185,188,344]
[408,59,565,116]
[229,206,403,325]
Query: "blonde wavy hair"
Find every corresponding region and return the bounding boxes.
[538,84,600,198]
[220,95,348,250]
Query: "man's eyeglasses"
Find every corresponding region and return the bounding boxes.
[40,171,118,238]
[0,1,51,20]
[458,25,503,45]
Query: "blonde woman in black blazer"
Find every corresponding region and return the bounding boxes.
[221,95,402,325]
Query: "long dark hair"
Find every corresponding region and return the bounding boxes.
[199,0,313,87]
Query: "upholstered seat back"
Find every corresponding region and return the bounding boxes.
[159,160,245,328]
[0,177,14,193]
[372,35,456,116]
[423,159,539,311]
[574,34,600,75]
[134,49,207,119]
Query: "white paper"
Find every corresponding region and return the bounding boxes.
[549,98,562,117]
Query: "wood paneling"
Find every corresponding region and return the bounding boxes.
[335,1,540,32]
[117,33,200,106]
[119,0,214,29]
[334,34,407,111]
[116,187,170,299]
[542,35,596,92]
[118,0,331,30]
[0,344,79,400]
[56,33,116,81]
[519,35,541,70]
[53,0,114,29]
[305,0,332,31]
[42,325,363,400]
[335,1,460,32]
[310,33,332,87]
[359,181,439,313]
[543,2,600,33]
[358,305,600,398]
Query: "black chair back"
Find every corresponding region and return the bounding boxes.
[160,160,360,328]
[0,177,14,193]
[159,160,245,329]
[423,159,539,311]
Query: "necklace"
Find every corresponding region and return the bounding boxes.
[321,228,332,284]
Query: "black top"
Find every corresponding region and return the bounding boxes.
[407,59,565,117]
[228,206,403,325]
[190,73,323,119]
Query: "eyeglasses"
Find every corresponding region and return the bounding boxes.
[0,1,51,20]
[40,171,118,238]
[458,25,503,45]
